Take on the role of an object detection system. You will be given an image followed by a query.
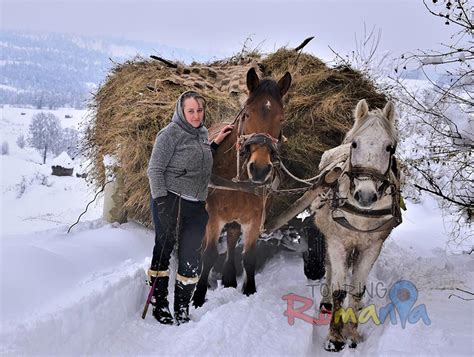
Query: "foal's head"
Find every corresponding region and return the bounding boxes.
[241,68,291,183]
[343,99,398,208]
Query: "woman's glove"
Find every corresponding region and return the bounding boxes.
[154,195,169,214]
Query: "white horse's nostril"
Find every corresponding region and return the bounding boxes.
[355,190,377,207]
[370,193,377,203]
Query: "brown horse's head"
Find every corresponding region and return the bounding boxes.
[240,68,291,183]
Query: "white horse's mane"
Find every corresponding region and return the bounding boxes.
[343,109,398,144]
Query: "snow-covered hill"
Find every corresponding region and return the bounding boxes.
[0,31,212,109]
[0,107,473,355]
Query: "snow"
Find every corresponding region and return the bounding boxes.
[103,154,119,168]
[51,151,74,169]
[1,107,473,356]
[0,84,25,93]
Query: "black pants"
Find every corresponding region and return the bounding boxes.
[150,192,209,278]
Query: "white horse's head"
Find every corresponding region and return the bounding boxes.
[343,99,398,208]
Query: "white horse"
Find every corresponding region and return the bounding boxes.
[311,99,402,352]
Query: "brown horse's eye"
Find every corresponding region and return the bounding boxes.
[352,141,357,149]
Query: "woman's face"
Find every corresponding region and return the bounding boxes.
[182,97,205,128]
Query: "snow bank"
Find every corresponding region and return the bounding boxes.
[1,106,472,355]
[0,223,152,354]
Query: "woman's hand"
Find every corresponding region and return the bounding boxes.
[213,124,234,145]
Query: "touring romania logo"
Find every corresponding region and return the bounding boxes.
[283,280,431,327]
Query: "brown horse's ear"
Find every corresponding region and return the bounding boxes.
[247,67,260,93]
[383,101,396,123]
[355,99,369,121]
[278,72,292,97]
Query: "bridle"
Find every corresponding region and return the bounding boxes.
[345,142,397,197]
[326,135,402,233]
[208,103,284,234]
[232,105,282,183]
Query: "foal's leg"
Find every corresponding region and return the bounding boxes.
[222,223,241,288]
[345,240,384,348]
[192,217,225,308]
[325,238,349,352]
[241,223,260,296]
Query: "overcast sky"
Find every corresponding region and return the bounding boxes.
[1,0,453,61]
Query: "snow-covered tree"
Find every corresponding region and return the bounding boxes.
[392,0,473,243]
[56,127,80,158]
[1,141,9,155]
[16,134,26,149]
[28,112,62,164]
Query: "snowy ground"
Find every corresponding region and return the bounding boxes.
[1,106,473,356]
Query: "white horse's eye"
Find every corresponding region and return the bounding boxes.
[386,145,393,153]
[352,141,358,149]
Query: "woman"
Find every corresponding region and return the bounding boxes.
[147,91,233,325]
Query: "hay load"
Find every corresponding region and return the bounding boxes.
[84,48,386,226]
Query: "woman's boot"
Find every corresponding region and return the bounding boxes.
[148,269,173,325]
[174,275,198,325]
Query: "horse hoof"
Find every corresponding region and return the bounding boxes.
[242,284,256,296]
[222,278,237,289]
[324,340,345,352]
[192,286,207,308]
[319,302,333,314]
[348,340,358,349]
[192,295,206,308]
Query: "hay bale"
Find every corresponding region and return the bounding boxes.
[259,49,386,219]
[83,49,386,226]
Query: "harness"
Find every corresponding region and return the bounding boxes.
[208,105,282,233]
[320,144,402,233]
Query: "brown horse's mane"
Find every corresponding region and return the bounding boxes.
[246,79,284,106]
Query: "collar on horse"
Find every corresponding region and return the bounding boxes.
[330,193,402,233]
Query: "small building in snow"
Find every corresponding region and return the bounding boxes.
[51,152,74,176]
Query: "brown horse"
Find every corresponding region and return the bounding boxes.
[192,68,291,307]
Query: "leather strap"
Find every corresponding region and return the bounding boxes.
[176,273,199,285]
[338,201,393,217]
[332,214,401,233]
[148,269,169,278]
[209,174,268,196]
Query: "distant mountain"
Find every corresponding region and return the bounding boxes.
[0,31,210,109]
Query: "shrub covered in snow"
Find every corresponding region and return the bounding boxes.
[16,134,26,149]
[1,141,9,155]
[58,127,80,158]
